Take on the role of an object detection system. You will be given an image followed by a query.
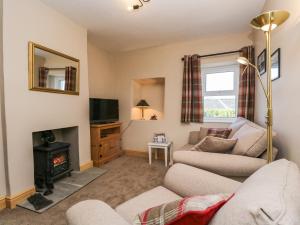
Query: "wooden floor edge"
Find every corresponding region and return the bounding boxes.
[80,160,94,171]
[0,196,6,210]
[5,187,36,209]
[124,149,148,158]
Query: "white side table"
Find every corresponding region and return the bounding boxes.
[147,142,173,167]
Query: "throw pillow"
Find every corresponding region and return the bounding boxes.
[192,136,237,153]
[134,194,233,225]
[207,128,232,139]
[199,127,232,140]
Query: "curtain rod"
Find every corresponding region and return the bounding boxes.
[181,50,242,61]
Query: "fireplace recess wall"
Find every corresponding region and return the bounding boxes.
[32,126,80,171]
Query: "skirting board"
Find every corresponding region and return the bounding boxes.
[124,149,165,160]
[5,187,36,209]
[0,196,6,210]
[80,160,93,171]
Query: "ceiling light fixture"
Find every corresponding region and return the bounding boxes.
[128,0,151,11]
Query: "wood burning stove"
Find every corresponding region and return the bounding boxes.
[33,142,72,195]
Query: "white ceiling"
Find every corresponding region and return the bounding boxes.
[41,0,265,52]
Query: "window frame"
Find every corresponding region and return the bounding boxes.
[202,64,240,123]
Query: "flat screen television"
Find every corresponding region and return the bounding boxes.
[89,98,119,124]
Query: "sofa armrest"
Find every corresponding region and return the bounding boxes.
[66,200,130,225]
[164,163,241,197]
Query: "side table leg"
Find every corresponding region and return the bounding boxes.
[169,143,174,166]
[148,146,152,165]
[164,147,168,167]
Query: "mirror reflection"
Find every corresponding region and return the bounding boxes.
[29,42,80,95]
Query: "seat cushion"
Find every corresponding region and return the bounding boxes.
[173,150,266,177]
[115,186,181,223]
[210,159,300,225]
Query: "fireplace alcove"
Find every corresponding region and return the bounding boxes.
[32,126,80,192]
[32,126,80,171]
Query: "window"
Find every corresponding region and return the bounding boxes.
[202,64,239,122]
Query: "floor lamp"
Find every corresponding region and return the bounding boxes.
[237,10,289,163]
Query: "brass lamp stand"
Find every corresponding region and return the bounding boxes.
[237,10,289,163]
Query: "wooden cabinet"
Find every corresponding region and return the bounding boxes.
[90,122,123,167]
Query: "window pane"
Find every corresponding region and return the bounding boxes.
[206,72,234,91]
[204,96,236,118]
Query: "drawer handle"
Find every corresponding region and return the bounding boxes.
[100,154,103,158]
[99,144,102,147]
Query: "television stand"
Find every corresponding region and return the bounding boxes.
[90,122,123,167]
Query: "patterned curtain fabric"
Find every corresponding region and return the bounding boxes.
[238,46,255,121]
[65,67,77,91]
[38,67,49,88]
[181,55,203,123]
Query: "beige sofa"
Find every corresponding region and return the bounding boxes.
[173,117,279,181]
[66,159,300,225]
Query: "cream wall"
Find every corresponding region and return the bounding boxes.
[2,0,90,195]
[87,41,116,99]
[115,33,253,151]
[254,0,300,165]
[0,0,7,198]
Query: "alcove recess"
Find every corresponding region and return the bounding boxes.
[131,77,165,120]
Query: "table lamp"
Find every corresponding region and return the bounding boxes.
[136,99,150,120]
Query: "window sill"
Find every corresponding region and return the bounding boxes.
[203,118,236,124]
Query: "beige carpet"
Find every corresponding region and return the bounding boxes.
[0,156,168,225]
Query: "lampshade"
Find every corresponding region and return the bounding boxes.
[136,99,150,108]
[237,57,250,65]
[250,10,290,31]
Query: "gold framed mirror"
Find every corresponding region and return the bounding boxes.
[28,42,80,95]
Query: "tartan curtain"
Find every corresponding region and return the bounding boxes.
[181,55,203,123]
[38,67,49,88]
[65,66,77,91]
[238,46,255,121]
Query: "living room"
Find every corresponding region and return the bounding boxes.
[0,0,299,224]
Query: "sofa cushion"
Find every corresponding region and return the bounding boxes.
[115,186,181,224]
[134,194,232,225]
[228,117,247,138]
[210,159,300,225]
[188,131,202,145]
[192,136,237,153]
[231,123,267,157]
[199,127,209,142]
[66,200,130,225]
[173,151,266,177]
